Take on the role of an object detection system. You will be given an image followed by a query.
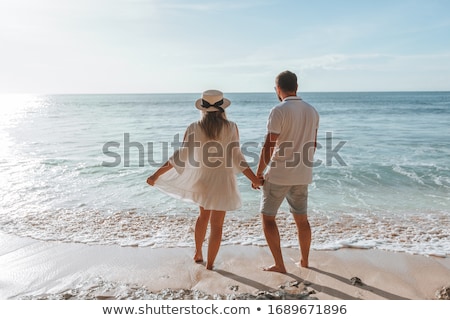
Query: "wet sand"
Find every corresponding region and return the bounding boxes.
[1,231,449,300]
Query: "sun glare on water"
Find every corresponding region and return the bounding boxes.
[0,93,41,118]
[0,94,44,155]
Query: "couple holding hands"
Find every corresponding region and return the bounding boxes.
[147,70,319,273]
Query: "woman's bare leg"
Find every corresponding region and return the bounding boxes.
[193,207,210,263]
[206,210,226,270]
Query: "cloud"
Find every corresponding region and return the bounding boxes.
[286,53,450,72]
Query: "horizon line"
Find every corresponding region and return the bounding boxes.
[1,90,450,96]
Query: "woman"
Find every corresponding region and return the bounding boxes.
[147,90,262,270]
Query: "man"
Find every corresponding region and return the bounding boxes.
[256,70,319,273]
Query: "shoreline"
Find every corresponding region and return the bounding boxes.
[1,232,449,300]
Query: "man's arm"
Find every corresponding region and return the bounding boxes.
[314,128,318,152]
[256,132,279,177]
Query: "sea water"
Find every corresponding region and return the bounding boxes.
[0,92,449,256]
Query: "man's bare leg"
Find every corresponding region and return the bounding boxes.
[261,214,286,273]
[293,213,311,268]
[206,210,226,270]
[193,207,210,263]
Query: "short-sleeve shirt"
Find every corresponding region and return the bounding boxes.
[265,96,319,185]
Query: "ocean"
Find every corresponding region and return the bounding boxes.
[0,92,449,257]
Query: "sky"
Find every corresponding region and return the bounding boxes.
[1,0,450,94]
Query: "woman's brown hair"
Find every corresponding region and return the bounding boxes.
[198,111,230,140]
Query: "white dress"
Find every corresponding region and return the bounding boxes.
[153,121,248,211]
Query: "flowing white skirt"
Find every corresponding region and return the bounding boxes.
[152,121,246,212]
[154,166,242,211]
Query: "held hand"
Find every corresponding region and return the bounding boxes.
[251,177,264,190]
[252,173,264,189]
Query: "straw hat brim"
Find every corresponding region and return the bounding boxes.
[195,97,231,111]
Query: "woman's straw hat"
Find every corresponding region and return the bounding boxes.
[195,89,231,112]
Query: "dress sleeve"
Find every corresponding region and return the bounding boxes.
[168,123,194,174]
[230,122,249,173]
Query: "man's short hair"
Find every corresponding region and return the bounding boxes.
[276,70,298,92]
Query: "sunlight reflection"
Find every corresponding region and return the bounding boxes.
[0,94,41,124]
[0,94,44,160]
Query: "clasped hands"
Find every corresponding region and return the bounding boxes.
[252,174,264,190]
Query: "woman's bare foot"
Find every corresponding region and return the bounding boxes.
[193,252,203,263]
[206,263,214,270]
[262,265,287,273]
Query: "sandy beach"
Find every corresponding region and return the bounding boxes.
[0,231,449,300]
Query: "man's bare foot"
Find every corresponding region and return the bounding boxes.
[262,265,287,273]
[295,259,309,268]
[301,259,309,268]
[206,264,214,270]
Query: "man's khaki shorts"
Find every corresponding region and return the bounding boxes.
[260,181,308,216]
